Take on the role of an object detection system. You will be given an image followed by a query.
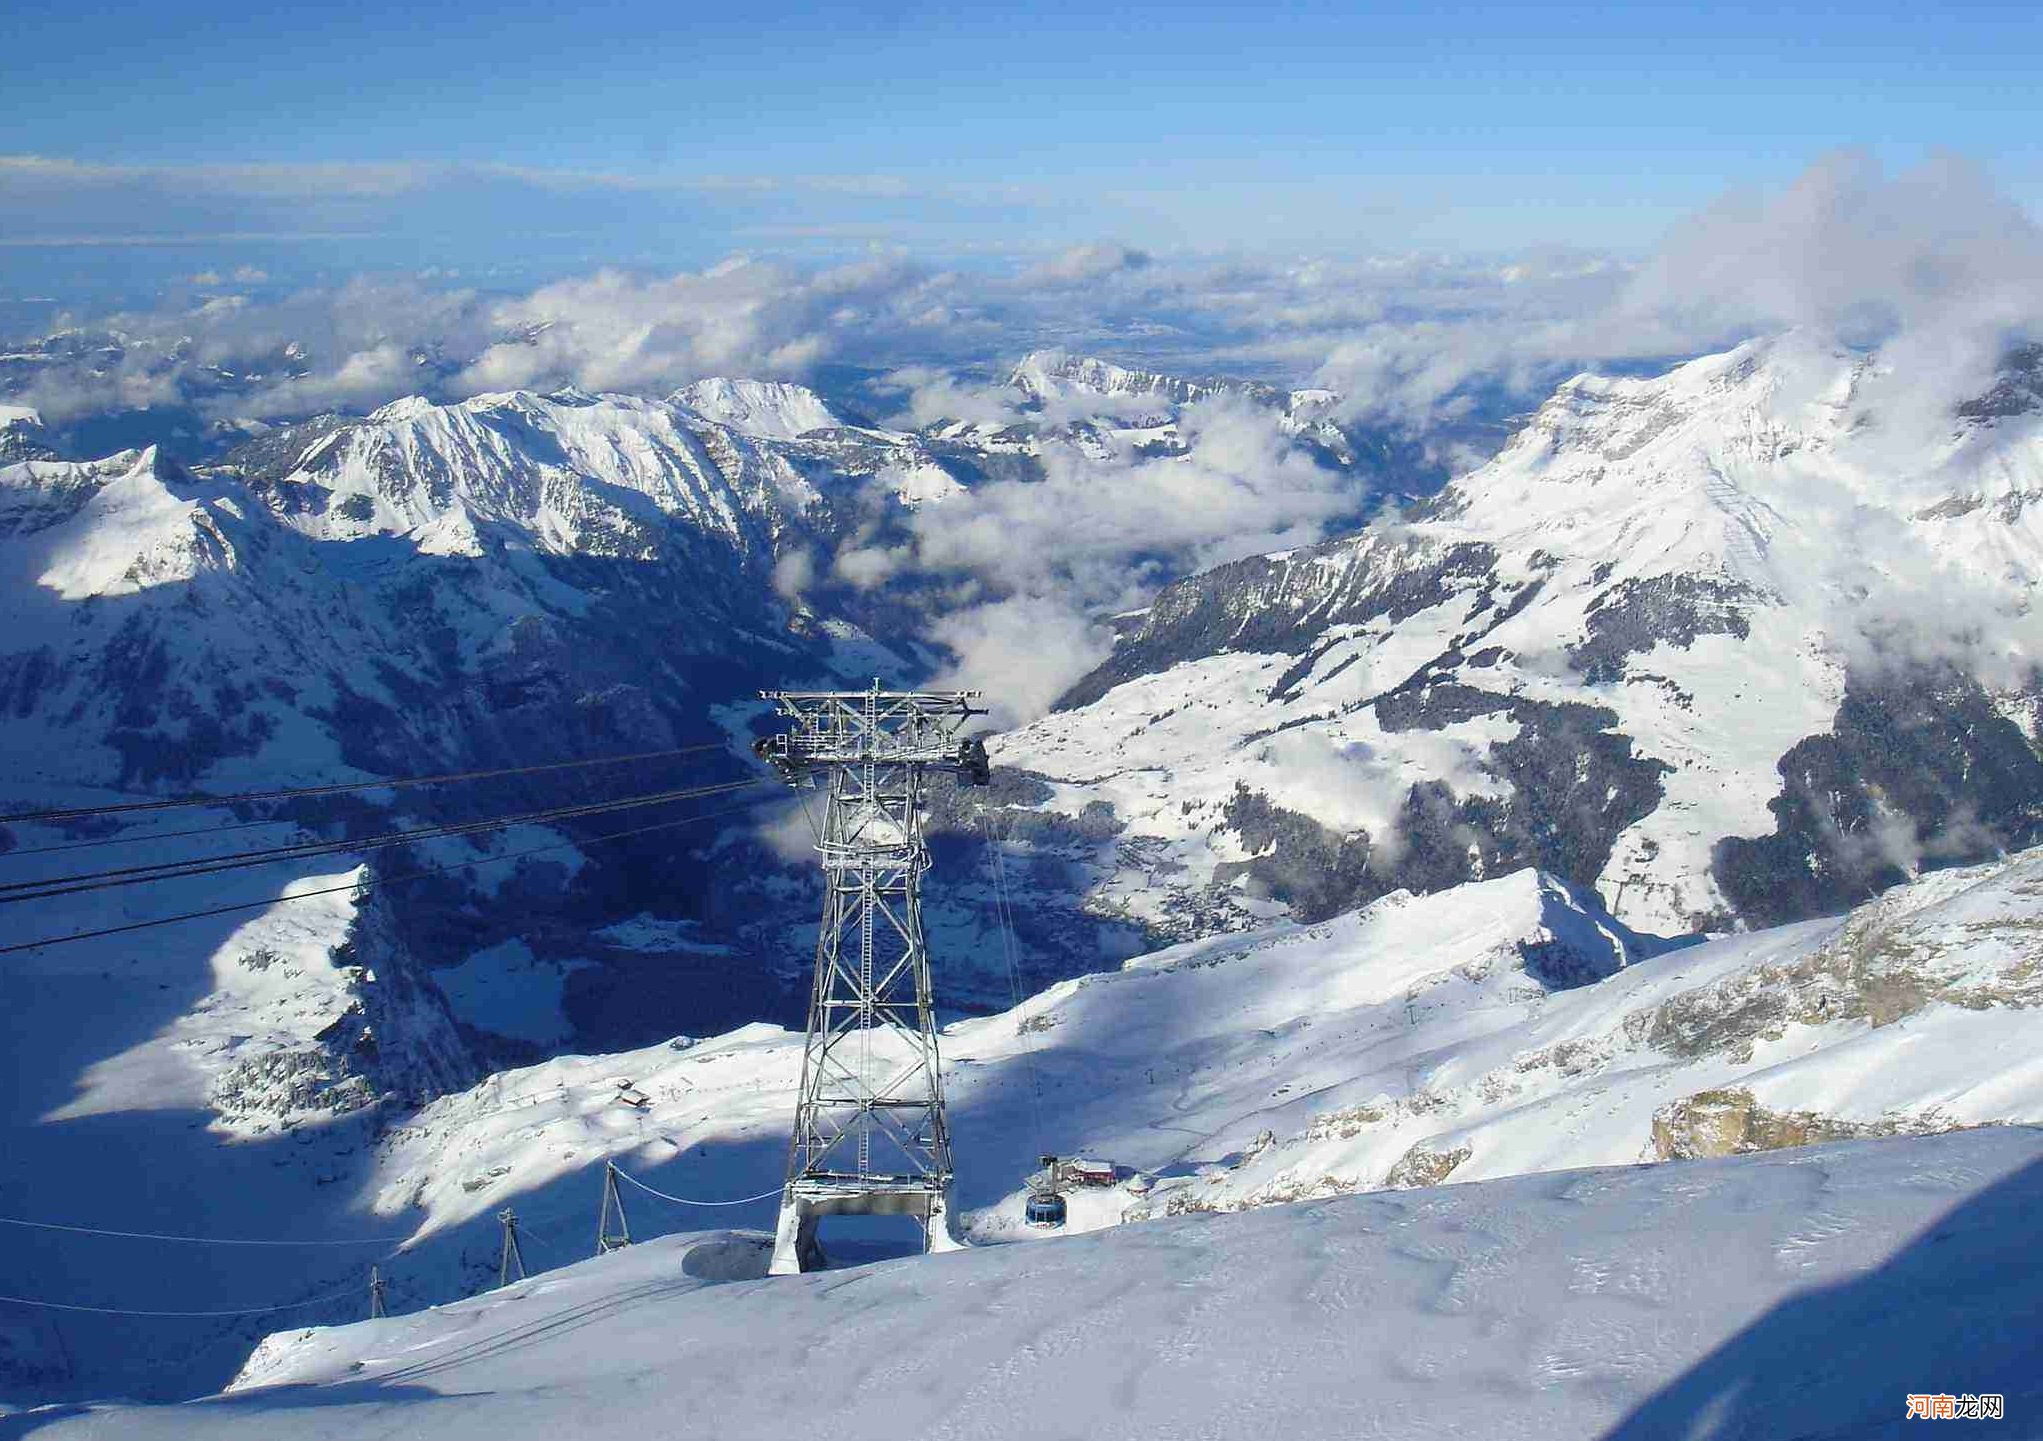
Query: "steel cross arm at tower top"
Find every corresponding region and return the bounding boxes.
[753,684,990,781]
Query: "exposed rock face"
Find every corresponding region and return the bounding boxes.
[1002,336,2043,940]
[1647,1088,1924,1161]
[206,893,476,1131]
[1383,1140,1473,1188]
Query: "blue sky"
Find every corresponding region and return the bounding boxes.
[4,0,2041,295]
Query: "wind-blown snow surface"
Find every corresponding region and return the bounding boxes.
[22,1127,2043,1440]
[1004,333,2043,939]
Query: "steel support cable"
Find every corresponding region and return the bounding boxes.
[0,785,782,956]
[984,808,1048,1159]
[0,777,761,905]
[610,1168,783,1208]
[0,776,760,901]
[0,1278,368,1319]
[6,813,310,859]
[0,742,731,827]
[0,1215,409,1246]
[0,1183,683,1318]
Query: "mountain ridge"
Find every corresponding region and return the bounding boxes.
[1003,333,2043,938]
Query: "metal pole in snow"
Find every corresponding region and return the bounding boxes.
[596,1161,632,1255]
[498,1208,527,1287]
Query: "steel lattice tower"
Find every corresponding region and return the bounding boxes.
[754,682,990,1274]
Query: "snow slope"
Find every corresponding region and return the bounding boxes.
[1006,334,2043,938]
[24,1126,2043,1440]
[4,846,2038,1408]
[339,850,2043,1259]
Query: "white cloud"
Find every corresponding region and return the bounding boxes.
[771,548,815,603]
[1022,242,1153,285]
[928,595,1113,727]
[876,394,1360,718]
[454,256,959,396]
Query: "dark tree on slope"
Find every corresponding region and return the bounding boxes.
[1714,664,2043,927]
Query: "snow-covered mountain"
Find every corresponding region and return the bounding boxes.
[672,377,848,439]
[1000,334,2043,939]
[0,395,866,1069]
[9,338,2043,1413]
[0,346,1442,1078]
[960,348,1424,482]
[0,404,52,462]
[0,390,846,792]
[1008,349,1297,417]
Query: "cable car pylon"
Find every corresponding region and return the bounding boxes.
[753,681,993,1274]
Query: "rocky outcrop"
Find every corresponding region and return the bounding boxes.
[1648,1088,1934,1161]
[1384,1140,1473,1188]
[207,894,476,1131]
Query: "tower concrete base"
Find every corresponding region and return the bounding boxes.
[768,1183,967,1275]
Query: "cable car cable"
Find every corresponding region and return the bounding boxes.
[0,785,780,956]
[5,812,311,859]
[0,1278,368,1319]
[609,1169,783,1208]
[0,777,760,905]
[0,1215,411,1246]
[0,742,730,826]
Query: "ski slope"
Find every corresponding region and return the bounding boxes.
[19,1126,2042,1440]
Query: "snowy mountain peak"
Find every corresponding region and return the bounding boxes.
[365,393,440,424]
[0,402,53,462]
[2,443,234,603]
[263,388,804,558]
[673,377,844,439]
[1008,349,1278,413]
